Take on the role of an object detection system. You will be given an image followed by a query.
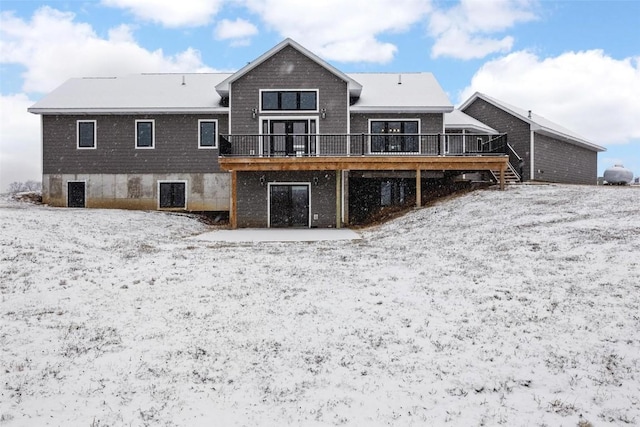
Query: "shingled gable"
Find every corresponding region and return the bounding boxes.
[460,92,605,152]
[214,38,362,98]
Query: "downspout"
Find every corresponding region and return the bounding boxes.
[530,129,535,181]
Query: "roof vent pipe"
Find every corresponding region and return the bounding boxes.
[398,74,402,85]
[181,75,186,86]
[528,110,532,119]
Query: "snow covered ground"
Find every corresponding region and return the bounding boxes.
[1,184,638,426]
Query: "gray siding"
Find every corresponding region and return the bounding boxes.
[350,113,443,134]
[462,98,532,179]
[230,45,349,135]
[533,133,598,184]
[236,171,337,228]
[42,114,228,174]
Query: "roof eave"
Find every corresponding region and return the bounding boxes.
[349,106,453,113]
[28,107,229,115]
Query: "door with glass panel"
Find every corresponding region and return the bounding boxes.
[269,184,310,228]
[265,120,315,156]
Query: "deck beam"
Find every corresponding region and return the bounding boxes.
[219,155,509,176]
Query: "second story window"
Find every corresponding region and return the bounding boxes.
[136,120,154,149]
[198,119,217,149]
[77,120,96,149]
[261,90,317,111]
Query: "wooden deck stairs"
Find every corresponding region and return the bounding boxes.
[489,164,521,185]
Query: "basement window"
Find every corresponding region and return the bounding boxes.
[158,181,186,209]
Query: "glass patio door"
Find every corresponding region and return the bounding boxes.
[265,120,313,156]
[269,184,310,228]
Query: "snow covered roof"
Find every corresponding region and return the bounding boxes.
[215,38,363,99]
[29,71,453,115]
[348,73,453,113]
[28,73,232,114]
[460,92,605,152]
[444,109,498,134]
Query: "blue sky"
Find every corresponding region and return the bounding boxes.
[1,0,639,190]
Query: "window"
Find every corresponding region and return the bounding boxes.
[77,120,96,149]
[370,120,420,153]
[198,119,217,149]
[158,181,186,209]
[136,120,154,148]
[261,90,317,111]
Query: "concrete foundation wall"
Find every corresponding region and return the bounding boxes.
[43,173,230,211]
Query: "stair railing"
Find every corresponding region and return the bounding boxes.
[507,143,523,181]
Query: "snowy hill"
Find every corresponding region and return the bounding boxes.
[1,184,638,426]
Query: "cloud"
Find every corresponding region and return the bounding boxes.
[214,18,258,46]
[241,0,432,63]
[101,0,223,28]
[429,0,538,59]
[0,7,216,94]
[0,94,41,192]
[459,50,640,146]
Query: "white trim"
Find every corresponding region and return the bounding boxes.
[259,89,319,113]
[157,180,188,210]
[66,180,86,208]
[76,120,97,149]
[530,130,535,181]
[267,182,312,228]
[135,119,155,149]
[367,118,422,154]
[228,83,232,136]
[198,119,218,149]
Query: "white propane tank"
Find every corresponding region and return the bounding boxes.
[604,164,634,185]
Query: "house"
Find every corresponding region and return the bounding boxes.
[460,92,605,184]
[29,38,513,228]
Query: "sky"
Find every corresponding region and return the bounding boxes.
[1,0,639,191]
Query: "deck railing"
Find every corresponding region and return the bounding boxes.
[219,133,508,158]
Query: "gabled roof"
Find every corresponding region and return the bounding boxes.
[445,109,498,134]
[460,92,605,152]
[214,38,362,98]
[348,73,453,113]
[29,73,231,114]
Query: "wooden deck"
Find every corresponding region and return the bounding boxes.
[219,155,509,228]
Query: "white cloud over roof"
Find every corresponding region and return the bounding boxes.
[459,49,640,146]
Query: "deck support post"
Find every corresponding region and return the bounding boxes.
[343,171,349,225]
[416,169,422,207]
[230,170,237,229]
[336,169,342,228]
[500,165,505,191]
